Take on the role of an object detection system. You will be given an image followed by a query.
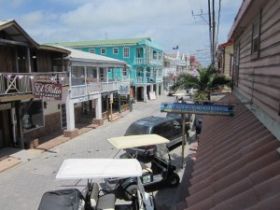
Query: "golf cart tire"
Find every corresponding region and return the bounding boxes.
[167,173,180,187]
[124,184,138,201]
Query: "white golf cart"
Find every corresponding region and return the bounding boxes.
[108,135,180,190]
[37,158,154,210]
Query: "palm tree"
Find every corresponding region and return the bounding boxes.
[172,67,231,101]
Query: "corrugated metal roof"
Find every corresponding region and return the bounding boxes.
[46,45,126,65]
[176,94,280,210]
[53,37,151,47]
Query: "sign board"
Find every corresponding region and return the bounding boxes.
[32,81,62,100]
[160,102,234,116]
[149,91,156,100]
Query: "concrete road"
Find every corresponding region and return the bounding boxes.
[0,95,190,210]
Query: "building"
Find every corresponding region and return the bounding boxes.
[0,20,128,150]
[229,0,280,138]
[163,52,188,91]
[46,45,129,138]
[216,40,234,78]
[176,0,280,209]
[57,37,164,101]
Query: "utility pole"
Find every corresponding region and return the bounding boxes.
[212,0,216,66]
[208,0,213,65]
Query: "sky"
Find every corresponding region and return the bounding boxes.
[0,0,242,66]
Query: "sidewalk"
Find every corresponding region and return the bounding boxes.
[0,109,131,173]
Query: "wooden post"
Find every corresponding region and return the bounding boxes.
[181,113,186,168]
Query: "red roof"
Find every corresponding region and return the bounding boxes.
[177,94,280,210]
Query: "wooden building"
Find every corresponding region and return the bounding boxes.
[229,0,280,139]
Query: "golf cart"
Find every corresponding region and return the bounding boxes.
[108,134,180,191]
[38,158,154,210]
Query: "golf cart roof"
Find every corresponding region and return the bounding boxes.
[108,134,169,149]
[56,159,142,180]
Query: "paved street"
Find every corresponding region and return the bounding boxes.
[0,95,191,210]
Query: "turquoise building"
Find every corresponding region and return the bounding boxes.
[58,37,164,101]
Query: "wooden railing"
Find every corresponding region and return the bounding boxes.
[0,72,68,96]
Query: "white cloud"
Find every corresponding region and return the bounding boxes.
[10,0,243,66]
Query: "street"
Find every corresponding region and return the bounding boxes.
[0,95,191,210]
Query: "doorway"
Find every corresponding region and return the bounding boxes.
[0,110,13,148]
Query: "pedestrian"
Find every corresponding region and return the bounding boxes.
[195,119,202,144]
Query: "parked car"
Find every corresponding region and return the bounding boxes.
[124,116,186,157]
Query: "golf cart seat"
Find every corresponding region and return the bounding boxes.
[38,188,85,210]
[90,182,116,210]
[140,162,153,174]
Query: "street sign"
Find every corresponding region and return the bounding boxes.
[160,102,234,116]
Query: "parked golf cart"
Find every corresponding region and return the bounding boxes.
[108,134,180,191]
[38,158,154,210]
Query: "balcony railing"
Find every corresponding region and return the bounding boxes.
[70,81,130,98]
[134,57,146,65]
[0,72,68,96]
[0,72,129,99]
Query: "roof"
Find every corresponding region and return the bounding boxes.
[176,94,280,209]
[45,45,126,66]
[53,37,163,51]
[108,134,169,149]
[56,159,142,179]
[54,37,151,47]
[0,19,39,47]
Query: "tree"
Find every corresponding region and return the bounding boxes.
[172,67,231,101]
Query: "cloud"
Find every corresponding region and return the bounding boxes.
[2,0,243,66]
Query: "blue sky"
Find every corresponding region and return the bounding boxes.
[0,0,242,65]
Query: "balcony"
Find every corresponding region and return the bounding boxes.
[70,81,130,98]
[134,57,146,65]
[0,72,129,100]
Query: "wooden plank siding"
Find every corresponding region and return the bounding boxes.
[234,0,280,122]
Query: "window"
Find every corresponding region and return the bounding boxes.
[101,48,106,55]
[89,48,95,54]
[113,48,119,54]
[71,66,85,86]
[123,47,130,58]
[99,67,105,82]
[21,100,44,131]
[251,11,261,58]
[123,68,127,77]
[153,50,157,59]
[136,48,143,58]
[158,52,162,60]
[86,67,97,83]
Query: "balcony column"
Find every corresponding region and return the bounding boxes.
[26,47,32,73]
[143,85,148,102]
[143,67,147,83]
[156,83,159,96]
[95,95,102,119]
[64,94,78,138]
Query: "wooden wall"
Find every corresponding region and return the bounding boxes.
[0,46,17,72]
[234,0,280,122]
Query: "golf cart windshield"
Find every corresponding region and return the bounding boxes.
[56,159,142,180]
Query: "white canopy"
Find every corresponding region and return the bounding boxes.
[108,134,169,149]
[56,159,142,180]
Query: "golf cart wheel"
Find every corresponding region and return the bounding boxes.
[167,173,180,187]
[124,184,138,201]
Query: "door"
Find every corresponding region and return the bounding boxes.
[61,104,67,129]
[0,110,13,148]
